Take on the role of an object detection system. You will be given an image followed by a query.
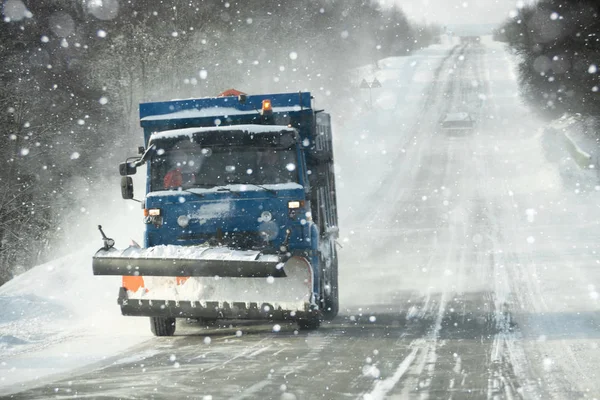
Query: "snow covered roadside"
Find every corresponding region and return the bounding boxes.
[0,247,150,395]
[547,114,599,166]
[484,34,599,189]
[0,173,151,395]
[540,114,600,191]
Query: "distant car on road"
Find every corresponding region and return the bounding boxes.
[440,112,475,133]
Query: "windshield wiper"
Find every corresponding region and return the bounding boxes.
[224,181,278,195]
[215,187,241,197]
[181,189,204,199]
[192,183,241,196]
[192,182,277,195]
[249,183,277,195]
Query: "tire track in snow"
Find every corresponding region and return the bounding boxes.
[359,44,479,399]
[229,332,332,400]
[352,44,464,228]
[356,46,465,261]
[360,213,454,399]
[474,46,530,400]
[400,44,481,399]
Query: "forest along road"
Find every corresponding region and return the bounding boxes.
[9,41,600,399]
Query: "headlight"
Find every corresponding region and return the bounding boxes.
[288,201,304,209]
[144,208,162,217]
[261,211,272,222]
[143,208,163,225]
[177,215,190,228]
[259,221,279,241]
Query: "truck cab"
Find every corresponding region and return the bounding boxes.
[94,92,339,335]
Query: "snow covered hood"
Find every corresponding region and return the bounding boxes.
[146,182,304,198]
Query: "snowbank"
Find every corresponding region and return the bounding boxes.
[541,114,600,188]
[547,114,599,167]
[0,247,149,394]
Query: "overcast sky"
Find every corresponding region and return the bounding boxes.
[391,0,522,26]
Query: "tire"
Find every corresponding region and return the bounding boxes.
[322,256,339,321]
[297,317,321,331]
[150,317,176,336]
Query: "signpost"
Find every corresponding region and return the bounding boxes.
[359,77,382,109]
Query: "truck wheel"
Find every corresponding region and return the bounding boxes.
[150,317,176,336]
[297,317,321,330]
[322,256,339,320]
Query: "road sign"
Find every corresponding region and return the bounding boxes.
[358,78,382,109]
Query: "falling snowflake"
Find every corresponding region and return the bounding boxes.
[526,236,535,244]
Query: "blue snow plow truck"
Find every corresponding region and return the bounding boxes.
[92,91,339,336]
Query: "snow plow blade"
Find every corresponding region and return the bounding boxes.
[92,245,286,278]
[93,245,316,320]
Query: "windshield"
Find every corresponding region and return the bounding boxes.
[150,141,298,191]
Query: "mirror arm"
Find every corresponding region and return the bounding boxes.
[136,143,156,166]
[124,144,155,169]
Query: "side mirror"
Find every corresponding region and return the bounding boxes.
[119,161,137,176]
[121,176,134,200]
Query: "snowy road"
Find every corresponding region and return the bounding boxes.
[7,39,600,399]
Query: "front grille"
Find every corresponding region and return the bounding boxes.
[177,230,267,250]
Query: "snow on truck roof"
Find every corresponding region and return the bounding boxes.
[149,124,296,141]
[139,92,313,126]
[140,105,304,122]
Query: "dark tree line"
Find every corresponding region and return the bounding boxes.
[0,0,440,284]
[496,0,600,119]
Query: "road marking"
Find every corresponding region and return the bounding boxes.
[246,345,272,358]
[200,336,273,374]
[362,346,420,400]
[231,333,332,400]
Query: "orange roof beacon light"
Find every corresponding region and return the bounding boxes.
[218,89,247,97]
[261,99,273,116]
